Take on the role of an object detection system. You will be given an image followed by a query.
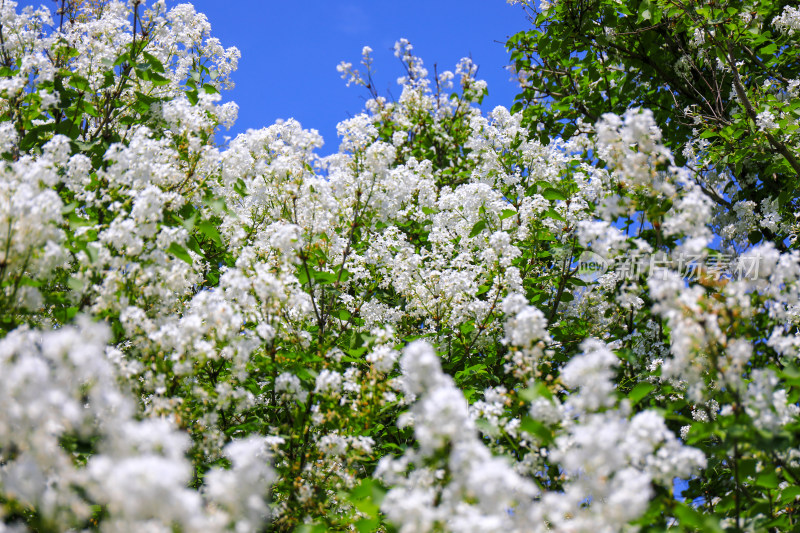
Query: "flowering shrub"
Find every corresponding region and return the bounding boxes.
[507,0,800,251]
[2,0,800,531]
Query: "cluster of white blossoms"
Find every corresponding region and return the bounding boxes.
[2,0,800,531]
[378,341,540,532]
[380,340,705,533]
[0,319,273,532]
[774,5,800,36]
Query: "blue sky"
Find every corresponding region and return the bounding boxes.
[18,0,529,153]
[186,0,529,153]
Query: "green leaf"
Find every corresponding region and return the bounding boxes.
[84,244,99,264]
[313,270,337,284]
[542,188,567,201]
[628,382,654,406]
[19,123,55,152]
[167,243,193,264]
[499,209,517,220]
[460,321,476,335]
[345,479,386,518]
[651,5,663,23]
[295,525,327,533]
[756,470,780,489]
[113,51,129,67]
[685,422,722,444]
[675,502,703,528]
[521,416,554,444]
[567,276,587,287]
[748,230,763,245]
[81,101,99,117]
[60,202,78,216]
[518,382,554,402]
[673,502,723,532]
[145,71,170,86]
[334,309,351,321]
[760,43,778,56]
[469,220,487,238]
[234,178,248,196]
[475,418,500,437]
[142,51,165,73]
[66,277,84,292]
[69,74,90,92]
[739,458,757,478]
[781,486,800,503]
[536,229,556,241]
[204,195,227,214]
[355,519,380,533]
[181,213,196,232]
[197,220,222,245]
[543,208,565,221]
[297,266,309,286]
